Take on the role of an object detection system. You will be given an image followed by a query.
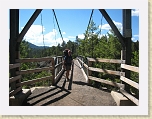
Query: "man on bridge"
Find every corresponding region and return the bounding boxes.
[63,49,73,81]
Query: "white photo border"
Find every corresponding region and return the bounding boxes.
[0,0,148,115]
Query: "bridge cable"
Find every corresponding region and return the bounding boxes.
[100,14,103,37]
[41,13,46,50]
[52,9,64,42]
[85,9,94,39]
[52,10,58,56]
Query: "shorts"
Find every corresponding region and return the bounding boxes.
[65,65,71,71]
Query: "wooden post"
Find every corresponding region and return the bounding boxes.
[123,9,132,93]
[121,50,126,88]
[51,58,55,86]
[87,60,92,84]
[9,9,19,91]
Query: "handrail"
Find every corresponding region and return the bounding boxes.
[87,57,125,64]
[121,64,139,73]
[9,63,20,69]
[16,57,54,63]
[120,63,139,105]
[9,56,64,97]
[9,63,22,97]
[77,56,139,105]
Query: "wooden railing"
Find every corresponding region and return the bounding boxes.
[54,56,65,84]
[9,63,22,97]
[9,56,64,97]
[77,56,139,105]
[120,64,139,105]
[15,57,54,87]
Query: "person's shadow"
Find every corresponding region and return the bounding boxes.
[68,62,74,90]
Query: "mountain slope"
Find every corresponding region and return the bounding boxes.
[28,42,49,49]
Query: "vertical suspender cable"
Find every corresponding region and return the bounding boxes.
[100,15,103,37]
[52,10,57,56]
[41,13,46,50]
[52,9,64,42]
[85,9,94,39]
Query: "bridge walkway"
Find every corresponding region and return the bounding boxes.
[23,59,117,106]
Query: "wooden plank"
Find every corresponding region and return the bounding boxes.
[89,67,125,76]
[77,58,88,69]
[9,87,22,97]
[9,63,20,70]
[83,63,88,69]
[16,82,21,87]
[76,59,88,83]
[77,57,83,64]
[88,76,124,89]
[87,58,125,64]
[54,68,64,83]
[55,62,63,68]
[20,76,53,86]
[16,57,54,63]
[16,66,54,75]
[120,88,139,106]
[121,64,139,73]
[51,59,55,85]
[88,61,92,77]
[120,76,139,90]
[9,75,21,84]
[56,56,63,58]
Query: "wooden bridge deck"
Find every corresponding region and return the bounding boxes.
[23,60,117,106]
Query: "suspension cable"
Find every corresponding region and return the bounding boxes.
[85,9,94,39]
[52,9,64,42]
[41,13,45,49]
[100,14,103,37]
[52,10,57,56]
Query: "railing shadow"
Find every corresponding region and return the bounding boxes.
[73,62,82,69]
[23,85,71,106]
[72,81,88,86]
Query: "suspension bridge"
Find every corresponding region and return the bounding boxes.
[9,9,139,106]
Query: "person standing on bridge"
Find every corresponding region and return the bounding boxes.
[63,49,73,81]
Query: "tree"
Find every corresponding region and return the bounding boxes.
[20,40,31,58]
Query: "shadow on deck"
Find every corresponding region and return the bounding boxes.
[22,60,117,106]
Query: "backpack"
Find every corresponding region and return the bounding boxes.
[63,49,72,65]
[63,49,69,57]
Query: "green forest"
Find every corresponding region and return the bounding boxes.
[20,20,139,97]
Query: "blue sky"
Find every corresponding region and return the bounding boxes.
[19,9,139,47]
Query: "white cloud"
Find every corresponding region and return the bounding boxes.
[22,25,69,47]
[133,34,139,37]
[131,37,138,42]
[99,20,122,32]
[78,34,85,39]
[99,23,110,30]
[62,32,66,35]
[132,34,139,42]
[98,34,106,39]
[132,9,139,16]
[68,36,76,39]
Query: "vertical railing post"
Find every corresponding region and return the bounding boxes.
[61,57,63,70]
[123,9,132,94]
[52,58,55,86]
[121,50,126,89]
[10,9,21,92]
[81,56,83,67]
[60,57,62,71]
[87,59,92,84]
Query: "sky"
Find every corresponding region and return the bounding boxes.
[18,9,139,47]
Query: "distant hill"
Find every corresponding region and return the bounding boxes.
[28,42,50,49]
